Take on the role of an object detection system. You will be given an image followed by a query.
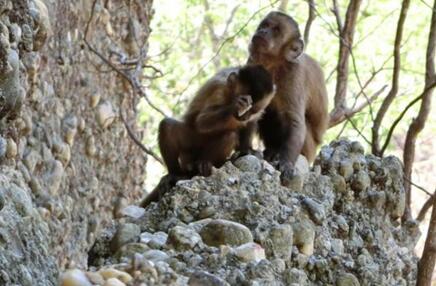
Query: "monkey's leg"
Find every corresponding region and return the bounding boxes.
[301,125,317,163]
[158,118,186,175]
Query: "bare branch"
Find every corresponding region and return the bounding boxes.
[174,0,280,103]
[119,107,163,165]
[371,0,411,156]
[380,80,436,154]
[403,0,436,223]
[329,85,387,127]
[303,0,316,47]
[417,190,436,286]
[331,0,363,118]
[417,194,435,222]
[84,0,167,118]
[331,0,343,31]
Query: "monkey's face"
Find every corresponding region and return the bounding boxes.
[249,12,304,65]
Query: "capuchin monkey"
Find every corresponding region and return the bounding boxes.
[245,11,329,185]
[140,65,275,207]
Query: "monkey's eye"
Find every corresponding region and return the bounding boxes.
[273,26,281,33]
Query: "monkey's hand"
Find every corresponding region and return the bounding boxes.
[277,160,296,187]
[234,95,253,120]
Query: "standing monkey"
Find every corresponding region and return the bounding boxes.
[246,11,329,185]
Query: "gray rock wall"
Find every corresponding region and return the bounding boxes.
[0,0,153,284]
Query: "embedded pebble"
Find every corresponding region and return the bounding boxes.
[200,219,253,247]
[234,242,266,263]
[110,223,141,252]
[167,226,202,250]
[60,269,93,286]
[96,101,116,129]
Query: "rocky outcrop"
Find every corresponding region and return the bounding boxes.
[0,0,152,284]
[70,139,420,286]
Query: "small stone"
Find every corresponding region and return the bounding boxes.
[115,243,149,259]
[167,226,202,250]
[233,155,262,173]
[140,231,168,248]
[85,272,105,285]
[295,155,310,176]
[265,224,293,259]
[351,171,371,192]
[90,92,101,108]
[110,223,141,252]
[200,219,253,247]
[234,242,266,263]
[96,100,116,129]
[292,219,315,256]
[119,205,145,219]
[104,278,126,286]
[60,269,93,286]
[339,159,353,180]
[350,141,364,154]
[331,239,344,255]
[188,271,229,286]
[85,136,96,157]
[336,273,360,286]
[331,174,347,193]
[302,198,325,225]
[284,268,308,286]
[143,249,170,263]
[6,138,17,158]
[99,269,132,283]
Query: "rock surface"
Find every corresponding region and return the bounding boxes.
[0,0,153,284]
[81,140,419,285]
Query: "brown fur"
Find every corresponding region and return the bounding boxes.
[140,65,274,207]
[247,11,329,185]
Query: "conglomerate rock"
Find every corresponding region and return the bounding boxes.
[0,0,153,284]
[78,139,419,286]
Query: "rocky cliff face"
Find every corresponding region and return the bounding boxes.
[0,0,152,285]
[62,140,420,286]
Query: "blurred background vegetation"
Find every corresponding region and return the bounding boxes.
[137,0,435,253]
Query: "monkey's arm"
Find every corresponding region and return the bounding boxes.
[195,104,241,133]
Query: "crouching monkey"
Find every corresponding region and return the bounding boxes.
[245,11,329,185]
[140,65,275,207]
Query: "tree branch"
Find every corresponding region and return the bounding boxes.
[371,0,411,156]
[303,0,315,47]
[403,0,436,223]
[331,0,362,120]
[380,80,436,154]
[417,190,436,286]
[329,85,386,127]
[417,194,435,222]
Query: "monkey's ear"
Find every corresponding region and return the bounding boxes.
[227,72,238,88]
[284,38,304,63]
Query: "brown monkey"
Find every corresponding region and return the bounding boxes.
[245,11,329,185]
[140,65,275,206]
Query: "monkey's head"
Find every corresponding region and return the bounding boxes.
[249,11,304,66]
[227,65,275,118]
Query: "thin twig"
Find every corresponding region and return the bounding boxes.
[119,107,163,165]
[174,0,280,104]
[372,0,411,156]
[303,0,316,47]
[84,0,167,117]
[380,80,436,154]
